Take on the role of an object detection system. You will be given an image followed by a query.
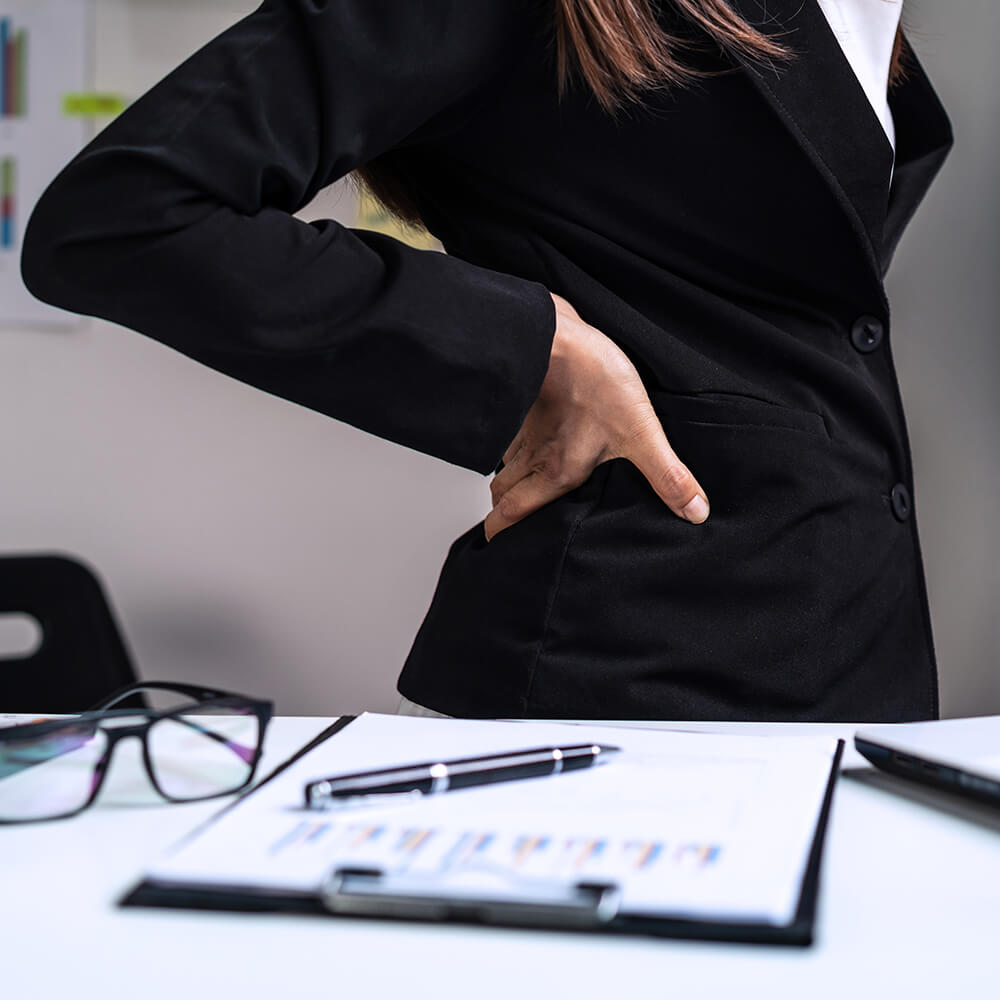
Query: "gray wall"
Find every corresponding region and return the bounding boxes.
[1,0,996,716]
[886,0,1000,715]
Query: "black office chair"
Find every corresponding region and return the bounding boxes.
[0,553,140,712]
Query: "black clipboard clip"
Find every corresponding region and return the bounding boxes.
[320,867,622,930]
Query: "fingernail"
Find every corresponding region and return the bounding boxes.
[681,495,710,524]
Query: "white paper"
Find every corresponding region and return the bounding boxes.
[147,713,840,926]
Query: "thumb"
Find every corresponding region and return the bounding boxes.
[622,414,710,524]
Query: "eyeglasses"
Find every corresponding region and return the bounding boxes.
[0,681,273,824]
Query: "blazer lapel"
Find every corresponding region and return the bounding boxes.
[882,34,955,273]
[725,0,902,279]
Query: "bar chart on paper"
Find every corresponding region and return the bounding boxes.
[263,818,724,885]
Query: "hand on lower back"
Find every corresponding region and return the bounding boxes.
[484,292,710,541]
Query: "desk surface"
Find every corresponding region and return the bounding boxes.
[4,716,998,999]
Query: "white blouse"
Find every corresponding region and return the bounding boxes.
[814,0,903,158]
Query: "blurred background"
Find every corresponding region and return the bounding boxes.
[0,0,996,716]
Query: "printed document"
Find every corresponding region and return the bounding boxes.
[146,713,840,925]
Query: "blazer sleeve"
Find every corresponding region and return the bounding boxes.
[20,0,556,475]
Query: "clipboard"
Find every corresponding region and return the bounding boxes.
[121,715,845,947]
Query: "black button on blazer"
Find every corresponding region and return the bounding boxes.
[20,1,954,722]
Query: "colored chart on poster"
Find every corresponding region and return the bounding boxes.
[0,15,28,118]
[1,155,14,248]
[0,0,90,327]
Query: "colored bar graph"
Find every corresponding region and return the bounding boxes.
[572,838,606,869]
[0,18,7,116]
[1,156,14,250]
[673,842,722,868]
[15,26,26,116]
[1,17,28,118]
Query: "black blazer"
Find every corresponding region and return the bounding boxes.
[21,0,954,722]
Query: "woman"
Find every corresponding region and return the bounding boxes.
[21,1,953,722]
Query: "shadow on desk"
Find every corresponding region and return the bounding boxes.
[843,768,1000,834]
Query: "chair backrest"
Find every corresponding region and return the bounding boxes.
[0,554,138,713]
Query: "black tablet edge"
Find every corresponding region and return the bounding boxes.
[854,736,1000,809]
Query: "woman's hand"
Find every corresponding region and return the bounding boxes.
[484,292,710,542]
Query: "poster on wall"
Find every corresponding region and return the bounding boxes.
[0,0,91,328]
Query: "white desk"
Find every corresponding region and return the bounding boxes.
[4,717,998,999]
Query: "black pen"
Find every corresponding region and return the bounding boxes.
[303,743,621,808]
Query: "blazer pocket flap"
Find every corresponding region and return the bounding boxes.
[648,391,829,439]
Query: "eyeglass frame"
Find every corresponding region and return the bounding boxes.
[0,680,274,824]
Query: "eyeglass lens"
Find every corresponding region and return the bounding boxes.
[0,705,260,821]
[147,705,259,800]
[0,722,108,821]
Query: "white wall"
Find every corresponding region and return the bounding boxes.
[2,0,487,716]
[2,0,996,717]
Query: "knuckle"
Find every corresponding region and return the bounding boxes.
[532,444,591,492]
[502,436,527,465]
[619,411,661,447]
[541,460,586,492]
[496,491,526,523]
[655,462,695,499]
[560,466,590,491]
[534,454,564,485]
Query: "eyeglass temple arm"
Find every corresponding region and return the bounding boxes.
[89,680,235,712]
[0,714,256,787]
[95,683,261,762]
[1,684,264,783]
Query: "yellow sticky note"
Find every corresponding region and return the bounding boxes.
[62,93,131,117]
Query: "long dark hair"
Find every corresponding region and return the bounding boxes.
[351,0,909,230]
